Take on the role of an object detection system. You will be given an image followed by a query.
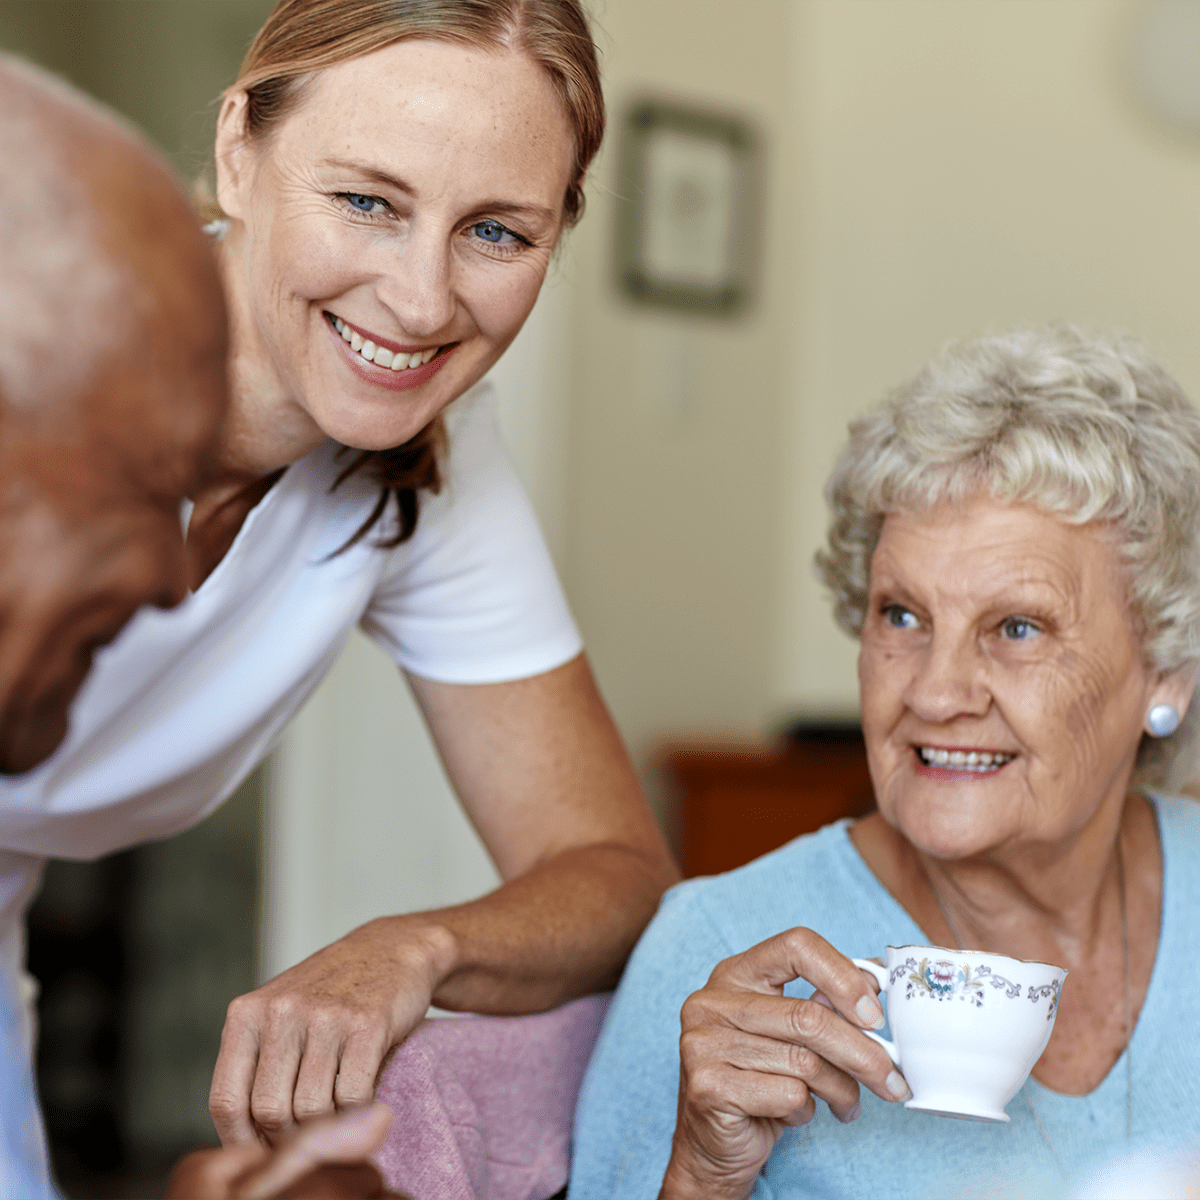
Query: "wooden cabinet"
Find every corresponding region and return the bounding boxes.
[658,724,875,878]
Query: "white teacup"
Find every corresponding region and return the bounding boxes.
[852,945,1067,1123]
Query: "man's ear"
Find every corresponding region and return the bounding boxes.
[214,91,252,221]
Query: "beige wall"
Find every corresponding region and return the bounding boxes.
[561,0,797,774]
[562,0,1200,791]
[778,0,1200,716]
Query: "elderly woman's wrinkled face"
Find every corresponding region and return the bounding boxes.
[859,496,1184,859]
[217,39,575,450]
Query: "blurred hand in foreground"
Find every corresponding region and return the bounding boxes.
[164,1103,408,1200]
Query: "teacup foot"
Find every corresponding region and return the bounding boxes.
[904,1099,1010,1123]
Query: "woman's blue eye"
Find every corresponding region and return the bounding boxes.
[471,219,517,245]
[1001,618,1040,641]
[884,605,918,629]
[344,193,387,214]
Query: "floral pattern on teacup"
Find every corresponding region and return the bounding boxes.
[1027,979,1062,1021]
[976,965,1022,998]
[908,958,985,1006]
[890,957,1024,1008]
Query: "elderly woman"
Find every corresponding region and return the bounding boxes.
[568,326,1200,1199]
[0,0,677,1177]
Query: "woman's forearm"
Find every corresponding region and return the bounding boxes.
[403,657,681,1009]
[396,840,678,1013]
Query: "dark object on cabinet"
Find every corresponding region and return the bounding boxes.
[658,721,874,878]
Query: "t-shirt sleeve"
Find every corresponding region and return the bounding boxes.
[360,384,583,683]
[568,881,739,1199]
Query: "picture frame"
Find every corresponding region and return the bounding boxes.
[614,98,760,317]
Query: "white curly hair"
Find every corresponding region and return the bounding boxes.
[815,325,1200,785]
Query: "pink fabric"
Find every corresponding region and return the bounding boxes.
[373,994,611,1200]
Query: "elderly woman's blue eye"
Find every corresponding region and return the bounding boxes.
[1001,618,1040,640]
[884,605,918,629]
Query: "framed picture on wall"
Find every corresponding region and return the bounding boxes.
[614,98,760,317]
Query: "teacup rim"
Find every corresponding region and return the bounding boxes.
[885,943,1067,974]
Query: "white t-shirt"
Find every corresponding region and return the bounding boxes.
[0,376,581,1047]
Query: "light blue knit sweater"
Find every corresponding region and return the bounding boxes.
[570,795,1200,1200]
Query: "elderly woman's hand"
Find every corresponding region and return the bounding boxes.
[660,928,909,1200]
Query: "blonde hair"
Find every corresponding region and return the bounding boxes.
[816,326,1200,781]
[228,0,603,227]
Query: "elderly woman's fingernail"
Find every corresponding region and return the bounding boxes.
[856,995,885,1029]
[886,1071,912,1100]
[844,1100,862,1123]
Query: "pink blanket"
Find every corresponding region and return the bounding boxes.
[373,994,611,1200]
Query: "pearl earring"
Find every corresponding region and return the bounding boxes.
[1147,703,1181,737]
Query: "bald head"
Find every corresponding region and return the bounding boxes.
[0,60,130,413]
[0,56,226,419]
[0,58,229,772]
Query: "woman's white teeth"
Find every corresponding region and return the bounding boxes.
[333,317,438,370]
[385,345,437,371]
[918,747,1014,771]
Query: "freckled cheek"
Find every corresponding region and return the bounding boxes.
[291,256,360,299]
[857,635,884,691]
[859,639,912,717]
[1074,674,1145,778]
[298,256,363,306]
[858,642,908,770]
[1010,661,1123,792]
[258,220,367,307]
[468,263,551,344]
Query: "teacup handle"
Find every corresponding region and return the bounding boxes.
[851,958,901,1067]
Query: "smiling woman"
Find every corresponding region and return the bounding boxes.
[568,326,1200,1199]
[858,498,1183,861]
[0,0,680,1176]
[210,34,578,473]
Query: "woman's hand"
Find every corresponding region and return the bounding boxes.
[211,655,677,1148]
[660,928,909,1200]
[209,918,452,1146]
[167,1103,409,1199]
